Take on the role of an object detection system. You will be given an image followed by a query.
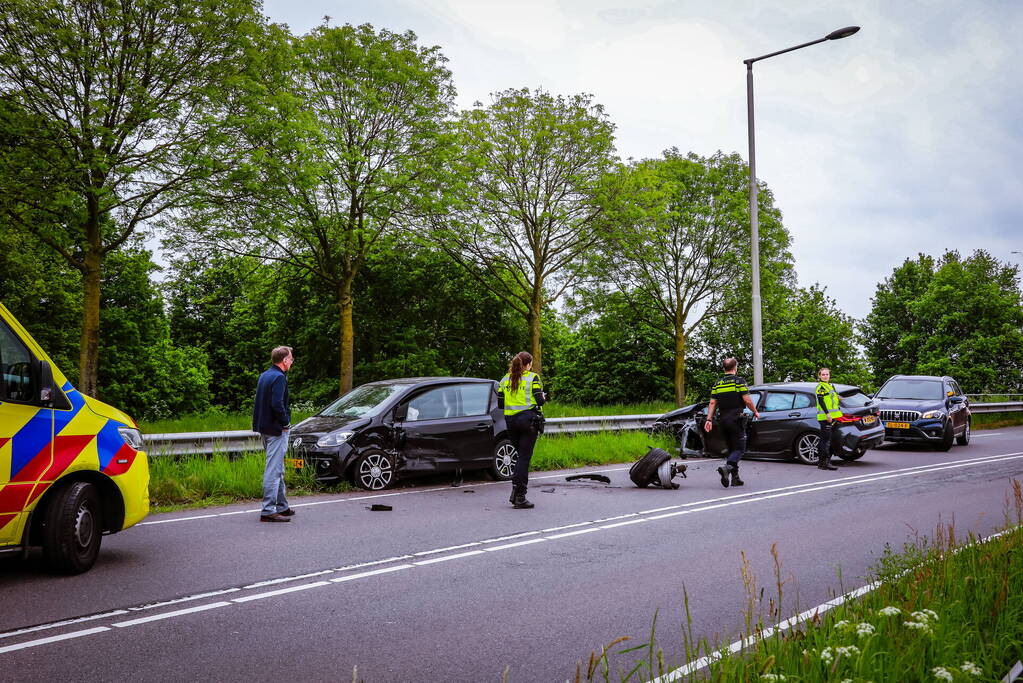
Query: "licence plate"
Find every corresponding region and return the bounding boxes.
[285,458,304,469]
[863,415,877,425]
[885,422,910,429]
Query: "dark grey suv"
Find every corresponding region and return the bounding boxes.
[874,375,971,451]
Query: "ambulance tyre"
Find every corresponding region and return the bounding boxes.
[42,481,103,575]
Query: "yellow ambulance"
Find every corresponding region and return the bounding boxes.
[0,302,149,573]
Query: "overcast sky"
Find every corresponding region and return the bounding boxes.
[261,0,1022,321]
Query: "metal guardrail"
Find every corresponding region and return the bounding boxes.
[143,404,1022,457]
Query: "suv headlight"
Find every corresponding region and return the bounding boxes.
[118,426,144,450]
[921,410,945,419]
[317,431,354,447]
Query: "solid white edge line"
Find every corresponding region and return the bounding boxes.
[231,581,330,603]
[414,542,482,557]
[0,627,111,654]
[484,538,548,552]
[601,518,649,529]
[650,528,1013,682]
[112,601,231,628]
[0,610,128,640]
[412,550,486,566]
[243,571,333,590]
[547,527,602,539]
[329,564,414,583]
[131,588,241,611]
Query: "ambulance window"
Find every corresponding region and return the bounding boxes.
[0,319,36,403]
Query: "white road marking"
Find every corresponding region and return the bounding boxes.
[0,627,110,654]
[0,611,127,640]
[4,451,1021,655]
[231,582,330,603]
[112,602,231,628]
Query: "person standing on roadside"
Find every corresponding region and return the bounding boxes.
[253,346,295,522]
[815,367,842,471]
[703,357,760,488]
[497,351,546,509]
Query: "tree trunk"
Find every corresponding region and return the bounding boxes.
[78,246,102,397]
[338,280,355,396]
[674,327,687,407]
[528,288,543,374]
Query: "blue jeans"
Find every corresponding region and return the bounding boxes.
[261,431,290,515]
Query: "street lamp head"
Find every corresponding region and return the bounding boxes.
[827,26,860,40]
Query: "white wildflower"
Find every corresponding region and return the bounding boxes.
[856,622,876,638]
[960,661,982,676]
[904,620,933,635]
[760,675,786,682]
[834,619,851,630]
[840,680,852,683]
[912,609,939,623]
[820,647,835,664]
[878,606,901,616]
[932,666,953,682]
[835,645,861,658]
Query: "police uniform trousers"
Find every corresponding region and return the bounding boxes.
[719,410,747,466]
[507,410,539,489]
[818,421,833,461]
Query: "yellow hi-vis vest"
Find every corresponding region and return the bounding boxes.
[499,371,542,416]
[816,381,842,421]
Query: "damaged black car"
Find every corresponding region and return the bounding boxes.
[287,377,516,490]
[651,381,884,465]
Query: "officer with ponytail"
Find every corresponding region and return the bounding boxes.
[497,351,547,509]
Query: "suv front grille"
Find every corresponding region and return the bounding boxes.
[880,409,921,422]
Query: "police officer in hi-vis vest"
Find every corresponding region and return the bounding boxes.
[497,351,547,509]
[815,367,842,470]
[704,357,761,488]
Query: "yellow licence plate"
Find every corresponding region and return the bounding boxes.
[885,422,910,429]
[285,458,304,469]
[863,415,877,424]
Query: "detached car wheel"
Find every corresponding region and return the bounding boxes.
[936,421,954,452]
[956,420,970,446]
[489,439,517,481]
[793,432,821,465]
[42,481,103,575]
[629,447,671,487]
[353,449,396,490]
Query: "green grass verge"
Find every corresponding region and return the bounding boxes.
[148,431,677,512]
[571,482,1023,682]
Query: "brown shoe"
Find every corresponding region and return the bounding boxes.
[277,508,296,517]
[260,513,291,523]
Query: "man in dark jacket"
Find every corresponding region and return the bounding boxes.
[253,346,294,522]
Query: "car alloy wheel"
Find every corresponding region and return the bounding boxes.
[489,439,517,480]
[354,450,396,490]
[794,432,821,465]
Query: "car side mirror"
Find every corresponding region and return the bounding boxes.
[949,396,965,405]
[393,405,408,422]
[38,360,71,410]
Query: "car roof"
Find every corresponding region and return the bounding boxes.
[885,375,953,381]
[749,381,862,393]
[362,377,495,387]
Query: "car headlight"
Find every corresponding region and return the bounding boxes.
[118,426,144,450]
[317,431,354,447]
[921,410,945,419]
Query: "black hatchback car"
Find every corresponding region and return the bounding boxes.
[873,375,971,451]
[652,381,884,465]
[287,377,516,490]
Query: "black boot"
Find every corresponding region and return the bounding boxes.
[511,485,534,509]
[818,454,838,471]
[717,465,730,488]
[729,464,744,487]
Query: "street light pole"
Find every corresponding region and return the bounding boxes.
[744,25,859,385]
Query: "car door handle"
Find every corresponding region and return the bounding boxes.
[475,423,490,431]
[788,412,801,417]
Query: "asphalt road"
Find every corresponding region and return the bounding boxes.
[2,427,1022,682]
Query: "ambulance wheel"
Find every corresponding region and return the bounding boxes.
[489,439,517,480]
[629,448,671,487]
[42,481,103,575]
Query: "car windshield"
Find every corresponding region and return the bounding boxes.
[876,379,943,401]
[318,383,406,419]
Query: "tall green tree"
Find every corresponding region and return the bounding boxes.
[860,254,936,382]
[594,150,791,405]
[0,0,260,396]
[908,251,1022,391]
[435,88,618,374]
[175,22,456,396]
